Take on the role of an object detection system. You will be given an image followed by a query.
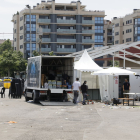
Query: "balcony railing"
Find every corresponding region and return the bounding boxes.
[37,48,51,52]
[107,32,112,36]
[57,39,76,43]
[37,28,51,33]
[82,20,94,24]
[57,19,76,24]
[82,30,95,34]
[57,48,76,52]
[82,39,94,43]
[107,40,113,43]
[41,38,51,43]
[38,19,51,23]
[57,29,76,33]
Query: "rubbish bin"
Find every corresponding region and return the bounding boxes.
[4,79,11,89]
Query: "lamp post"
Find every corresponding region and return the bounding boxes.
[26,5,32,57]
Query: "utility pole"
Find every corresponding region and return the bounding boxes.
[26,5,32,57]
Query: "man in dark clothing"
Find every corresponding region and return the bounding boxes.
[81,81,88,105]
[123,79,130,98]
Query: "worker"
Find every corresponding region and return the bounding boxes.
[81,81,88,105]
[72,78,81,104]
[123,79,130,98]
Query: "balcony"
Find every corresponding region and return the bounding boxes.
[82,20,94,25]
[107,40,113,44]
[37,48,51,52]
[57,19,76,24]
[82,30,95,34]
[107,32,112,36]
[57,29,76,34]
[37,28,51,33]
[57,48,76,52]
[57,39,76,43]
[82,39,94,43]
[41,38,51,43]
[38,19,51,24]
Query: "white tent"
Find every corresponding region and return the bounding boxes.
[91,67,136,102]
[91,67,136,76]
[74,49,103,72]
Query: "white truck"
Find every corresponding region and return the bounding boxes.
[24,56,74,105]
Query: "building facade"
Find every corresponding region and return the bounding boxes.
[11,0,105,58]
[112,9,140,45]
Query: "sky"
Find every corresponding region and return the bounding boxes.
[0,0,140,40]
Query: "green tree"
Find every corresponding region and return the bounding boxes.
[32,50,39,56]
[108,60,119,67]
[49,51,55,56]
[0,39,12,54]
[0,50,27,77]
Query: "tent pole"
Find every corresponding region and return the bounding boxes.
[113,54,114,67]
[123,49,126,69]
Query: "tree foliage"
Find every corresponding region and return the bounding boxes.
[49,51,55,56]
[108,60,119,67]
[0,39,12,54]
[0,40,27,77]
[32,50,40,56]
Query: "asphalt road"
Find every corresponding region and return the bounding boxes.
[0,89,140,140]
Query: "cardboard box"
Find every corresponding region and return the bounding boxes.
[52,80,56,84]
[57,81,62,85]
[48,80,52,84]
[52,84,56,89]
[48,84,52,89]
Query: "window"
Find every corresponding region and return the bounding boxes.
[126,20,132,24]
[14,29,16,33]
[26,15,36,22]
[115,23,119,27]
[14,38,16,42]
[15,47,16,50]
[123,40,124,43]
[115,32,119,36]
[20,45,23,49]
[14,20,16,24]
[26,44,30,50]
[31,24,36,31]
[137,36,140,41]
[135,27,140,34]
[32,34,36,41]
[20,35,23,40]
[95,17,104,24]
[115,40,119,44]
[32,44,36,50]
[94,45,103,47]
[95,26,103,33]
[126,29,132,33]
[26,34,30,41]
[123,31,124,34]
[95,36,103,43]
[126,38,131,42]
[20,16,23,21]
[26,24,36,31]
[20,26,23,30]
[123,22,124,26]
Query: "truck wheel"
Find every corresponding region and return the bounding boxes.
[25,93,29,102]
[33,90,39,103]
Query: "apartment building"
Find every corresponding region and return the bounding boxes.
[11,0,105,58]
[112,9,140,45]
[104,20,113,46]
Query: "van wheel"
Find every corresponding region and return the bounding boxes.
[33,90,39,103]
[25,92,29,102]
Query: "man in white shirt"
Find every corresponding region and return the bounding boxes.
[72,78,81,104]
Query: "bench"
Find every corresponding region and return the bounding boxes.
[119,98,134,106]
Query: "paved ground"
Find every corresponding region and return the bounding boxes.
[0,90,140,140]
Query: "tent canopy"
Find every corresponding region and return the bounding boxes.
[91,67,136,75]
[74,50,102,72]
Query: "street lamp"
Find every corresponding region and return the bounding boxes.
[26,5,32,57]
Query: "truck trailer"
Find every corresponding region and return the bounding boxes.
[25,56,74,105]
